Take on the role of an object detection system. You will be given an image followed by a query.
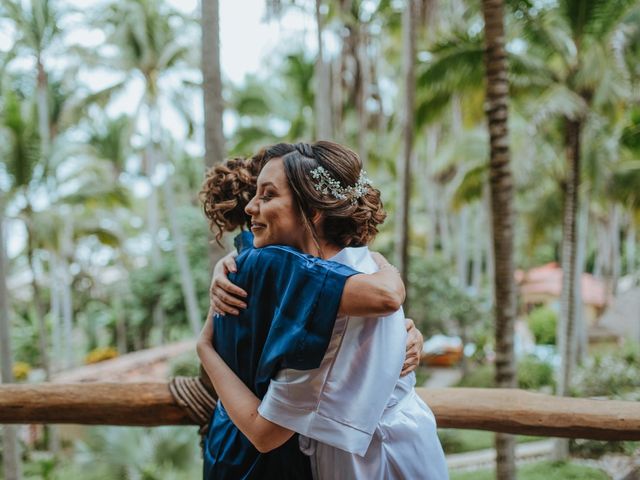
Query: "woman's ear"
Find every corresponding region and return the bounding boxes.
[311,210,323,227]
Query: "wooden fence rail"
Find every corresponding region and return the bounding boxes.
[1,383,639,440]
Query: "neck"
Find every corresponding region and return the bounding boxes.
[299,235,341,260]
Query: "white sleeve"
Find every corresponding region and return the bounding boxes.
[258,365,375,456]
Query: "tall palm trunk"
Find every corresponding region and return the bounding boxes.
[481,1,516,478]
[314,0,332,139]
[202,0,225,169]
[355,28,369,166]
[555,117,582,460]
[36,56,50,154]
[26,222,51,380]
[161,163,203,336]
[61,218,74,368]
[0,201,22,480]
[202,0,226,269]
[394,0,416,286]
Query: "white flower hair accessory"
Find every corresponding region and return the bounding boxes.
[310,166,372,204]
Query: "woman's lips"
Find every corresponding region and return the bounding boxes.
[251,222,266,232]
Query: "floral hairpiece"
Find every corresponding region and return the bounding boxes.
[310,166,371,204]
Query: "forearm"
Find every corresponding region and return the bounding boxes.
[196,340,294,453]
[338,268,405,316]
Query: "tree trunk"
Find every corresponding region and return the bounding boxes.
[202,0,227,268]
[456,207,469,288]
[61,219,74,369]
[26,227,51,381]
[36,56,50,154]
[425,126,439,256]
[575,201,589,363]
[472,203,483,293]
[626,213,636,276]
[483,182,495,304]
[314,0,332,139]
[481,0,517,478]
[202,0,225,168]
[610,204,621,296]
[161,163,203,336]
[355,27,369,166]
[49,252,62,372]
[394,0,416,286]
[144,99,166,346]
[0,201,22,480]
[555,117,582,460]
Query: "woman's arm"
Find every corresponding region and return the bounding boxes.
[337,252,404,316]
[210,251,404,317]
[196,316,293,453]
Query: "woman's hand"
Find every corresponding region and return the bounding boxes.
[401,318,424,377]
[210,251,248,316]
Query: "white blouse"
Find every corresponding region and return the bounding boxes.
[258,246,449,479]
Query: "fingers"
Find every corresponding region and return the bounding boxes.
[211,295,240,316]
[213,275,247,299]
[405,317,415,331]
[222,255,238,273]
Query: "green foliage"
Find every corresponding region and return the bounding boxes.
[450,460,609,480]
[438,429,542,454]
[169,352,200,377]
[570,438,639,458]
[571,341,640,396]
[456,356,554,390]
[527,306,558,345]
[405,254,489,336]
[517,355,555,390]
[456,364,494,388]
[44,426,202,480]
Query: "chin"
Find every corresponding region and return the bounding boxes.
[252,236,266,248]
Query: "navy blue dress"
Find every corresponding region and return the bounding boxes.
[203,232,357,480]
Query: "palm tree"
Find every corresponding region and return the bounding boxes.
[202,0,225,169]
[201,0,226,267]
[480,0,517,478]
[2,0,62,156]
[94,0,203,336]
[394,0,417,286]
[314,0,332,139]
[0,187,22,480]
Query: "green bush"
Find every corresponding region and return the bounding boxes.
[169,352,200,377]
[570,438,639,458]
[456,364,494,388]
[527,306,557,345]
[450,460,609,480]
[517,355,554,390]
[571,348,640,396]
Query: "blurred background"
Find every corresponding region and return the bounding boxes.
[1,0,639,478]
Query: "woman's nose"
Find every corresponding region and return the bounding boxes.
[245,195,258,216]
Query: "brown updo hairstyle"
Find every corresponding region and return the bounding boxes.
[199,144,298,244]
[199,157,259,244]
[261,141,386,248]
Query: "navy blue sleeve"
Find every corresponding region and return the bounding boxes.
[244,246,358,376]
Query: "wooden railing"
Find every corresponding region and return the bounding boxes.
[1,383,639,440]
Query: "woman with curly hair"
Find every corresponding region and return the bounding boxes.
[198,141,447,480]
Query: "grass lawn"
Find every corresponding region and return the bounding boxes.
[450,460,608,480]
[439,429,544,454]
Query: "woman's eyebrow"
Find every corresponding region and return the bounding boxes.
[260,181,277,190]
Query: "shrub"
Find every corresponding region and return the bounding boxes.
[85,346,119,365]
[12,361,31,381]
[517,355,554,390]
[527,306,557,345]
[169,352,200,377]
[571,350,640,396]
[456,364,494,388]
